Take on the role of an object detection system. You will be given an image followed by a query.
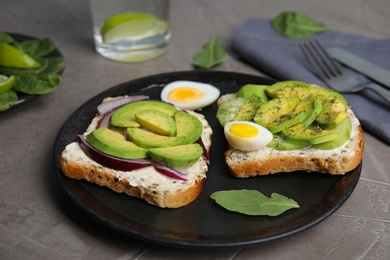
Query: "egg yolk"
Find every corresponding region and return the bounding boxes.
[168,87,205,103]
[229,123,259,138]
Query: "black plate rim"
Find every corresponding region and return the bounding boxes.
[53,70,361,249]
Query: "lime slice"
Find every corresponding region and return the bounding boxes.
[0,42,41,69]
[103,18,169,44]
[0,75,16,94]
[101,12,158,36]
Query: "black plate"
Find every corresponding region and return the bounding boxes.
[3,33,64,110]
[53,71,361,249]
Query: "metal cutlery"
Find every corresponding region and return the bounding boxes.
[299,39,390,103]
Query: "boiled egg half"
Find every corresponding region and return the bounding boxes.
[224,121,273,151]
[161,80,220,110]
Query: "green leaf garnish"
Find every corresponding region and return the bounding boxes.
[272,11,328,39]
[193,36,229,68]
[211,189,299,216]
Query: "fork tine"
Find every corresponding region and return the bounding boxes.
[300,39,343,81]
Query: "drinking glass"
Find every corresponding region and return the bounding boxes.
[90,0,170,62]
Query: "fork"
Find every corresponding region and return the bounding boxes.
[300,39,390,103]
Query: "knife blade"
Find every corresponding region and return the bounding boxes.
[327,47,390,89]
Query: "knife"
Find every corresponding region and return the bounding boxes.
[327,47,390,89]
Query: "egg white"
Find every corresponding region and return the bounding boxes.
[224,121,273,151]
[161,80,220,110]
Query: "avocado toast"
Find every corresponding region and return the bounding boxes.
[60,96,212,208]
[217,81,364,177]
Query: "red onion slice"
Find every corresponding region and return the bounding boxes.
[77,136,188,181]
[197,137,210,165]
[96,110,115,128]
[153,163,190,181]
[97,95,149,115]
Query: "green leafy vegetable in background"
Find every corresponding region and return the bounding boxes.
[12,74,61,95]
[0,32,15,44]
[0,90,18,112]
[0,32,65,111]
[14,38,56,58]
[193,36,229,68]
[211,189,299,216]
[272,11,328,39]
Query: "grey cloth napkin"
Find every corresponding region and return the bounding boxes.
[230,19,390,145]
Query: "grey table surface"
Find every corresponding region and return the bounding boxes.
[1,0,390,259]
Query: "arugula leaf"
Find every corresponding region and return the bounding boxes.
[272,11,328,39]
[0,90,18,111]
[193,36,229,68]
[210,189,299,216]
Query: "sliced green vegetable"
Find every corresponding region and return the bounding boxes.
[272,11,328,39]
[210,189,299,216]
[193,36,229,68]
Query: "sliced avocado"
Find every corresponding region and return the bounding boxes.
[308,87,348,106]
[281,123,339,145]
[308,87,348,127]
[268,111,306,134]
[148,143,203,168]
[127,127,185,148]
[268,134,309,150]
[234,95,263,121]
[86,127,148,159]
[174,110,203,144]
[315,98,348,127]
[292,95,323,128]
[236,84,269,101]
[312,117,352,150]
[265,80,312,99]
[135,109,176,136]
[253,97,300,128]
[216,97,246,127]
[111,100,178,127]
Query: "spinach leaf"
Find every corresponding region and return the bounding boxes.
[13,74,61,95]
[0,32,65,111]
[193,36,229,68]
[0,90,18,111]
[211,189,299,216]
[0,59,49,76]
[38,57,66,74]
[13,38,56,58]
[272,11,328,39]
[0,32,15,44]
[0,57,65,77]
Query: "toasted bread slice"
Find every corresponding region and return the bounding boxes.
[60,104,212,208]
[219,93,364,177]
